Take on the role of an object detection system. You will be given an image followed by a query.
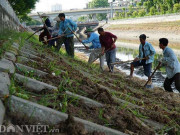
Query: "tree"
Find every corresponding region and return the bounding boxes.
[173,3,180,12]
[138,9,146,17]
[88,0,109,21]
[88,0,109,8]
[26,19,42,26]
[132,11,138,17]
[149,7,156,15]
[8,0,39,21]
[78,16,88,22]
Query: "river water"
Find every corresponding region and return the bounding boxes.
[74,43,180,93]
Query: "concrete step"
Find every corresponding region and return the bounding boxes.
[15,63,48,77]
[7,96,126,135]
[14,73,103,107]
[0,58,15,74]
[0,72,10,96]
[0,100,5,125]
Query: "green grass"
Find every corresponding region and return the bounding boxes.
[0,30,43,58]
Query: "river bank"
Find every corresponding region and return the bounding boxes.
[105,20,180,50]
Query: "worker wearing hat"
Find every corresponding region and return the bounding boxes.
[48,16,61,47]
[79,28,104,71]
[39,13,52,43]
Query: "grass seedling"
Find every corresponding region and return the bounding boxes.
[98,108,110,126]
[128,108,149,119]
[61,94,68,113]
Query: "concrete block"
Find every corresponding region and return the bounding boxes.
[20,51,41,60]
[15,63,48,77]
[4,52,16,62]
[0,100,5,125]
[20,49,39,56]
[8,48,19,56]
[0,72,10,96]
[8,96,126,135]
[0,58,15,74]
[66,91,104,107]
[12,42,19,50]
[14,73,103,107]
[14,73,56,92]
[17,56,37,63]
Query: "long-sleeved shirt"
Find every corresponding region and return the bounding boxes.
[137,41,156,64]
[39,18,52,32]
[161,46,180,79]
[44,18,52,27]
[99,32,117,51]
[82,32,101,49]
[58,19,77,37]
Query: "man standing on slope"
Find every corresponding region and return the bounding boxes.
[57,13,77,57]
[79,28,104,71]
[130,34,156,86]
[98,27,117,72]
[158,38,180,92]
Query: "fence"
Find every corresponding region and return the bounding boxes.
[0,0,20,33]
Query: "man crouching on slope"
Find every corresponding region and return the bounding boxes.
[79,28,104,71]
[98,27,117,73]
[130,34,156,86]
[158,38,180,92]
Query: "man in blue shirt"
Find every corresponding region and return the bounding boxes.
[80,28,104,71]
[130,34,156,84]
[57,13,77,57]
[158,38,180,92]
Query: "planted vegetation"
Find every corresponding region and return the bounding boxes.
[1,31,179,134]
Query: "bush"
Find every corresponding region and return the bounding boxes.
[132,11,138,17]
[138,9,146,17]
[127,11,132,17]
[173,3,180,13]
[149,7,156,15]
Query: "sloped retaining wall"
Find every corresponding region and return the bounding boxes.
[0,0,20,33]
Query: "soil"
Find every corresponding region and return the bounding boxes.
[11,41,180,134]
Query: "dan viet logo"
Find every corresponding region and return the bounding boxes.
[0,123,59,133]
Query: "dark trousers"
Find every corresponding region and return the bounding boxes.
[39,31,51,42]
[56,36,74,57]
[48,35,58,47]
[164,73,180,92]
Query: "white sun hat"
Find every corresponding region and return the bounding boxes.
[53,16,60,22]
[41,13,49,17]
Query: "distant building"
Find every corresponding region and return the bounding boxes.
[51,4,62,12]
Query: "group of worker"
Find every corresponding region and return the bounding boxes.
[38,13,180,93]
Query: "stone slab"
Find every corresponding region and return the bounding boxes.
[8,96,126,135]
[15,63,48,77]
[4,52,16,62]
[0,72,10,96]
[0,58,15,74]
[14,73,56,92]
[0,100,5,125]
